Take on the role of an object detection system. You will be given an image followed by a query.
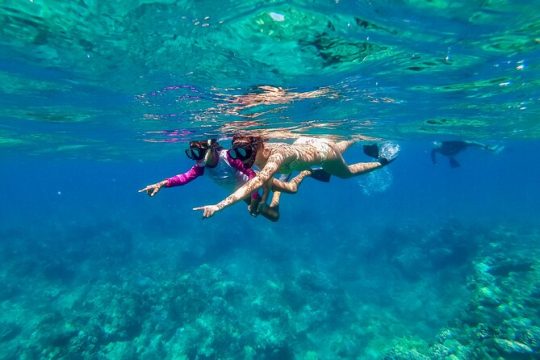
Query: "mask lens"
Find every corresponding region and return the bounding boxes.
[228,148,238,160]
[230,146,252,160]
[186,146,206,160]
[237,147,249,158]
[194,148,204,159]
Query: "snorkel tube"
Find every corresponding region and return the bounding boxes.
[203,139,219,165]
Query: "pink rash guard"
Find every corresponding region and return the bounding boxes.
[165,149,259,199]
[165,163,204,187]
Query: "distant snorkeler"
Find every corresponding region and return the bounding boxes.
[431,140,503,168]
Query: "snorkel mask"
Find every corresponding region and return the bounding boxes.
[228,135,261,167]
[185,139,217,161]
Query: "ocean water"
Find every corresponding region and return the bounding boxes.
[1,1,540,359]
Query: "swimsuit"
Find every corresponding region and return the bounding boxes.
[293,137,332,161]
[278,137,333,173]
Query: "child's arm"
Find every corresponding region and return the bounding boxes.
[139,165,204,197]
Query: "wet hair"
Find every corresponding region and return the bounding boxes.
[189,138,218,147]
[232,134,264,147]
[188,139,223,157]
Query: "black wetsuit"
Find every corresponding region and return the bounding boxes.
[431,141,470,168]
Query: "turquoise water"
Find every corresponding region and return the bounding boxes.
[1,1,540,359]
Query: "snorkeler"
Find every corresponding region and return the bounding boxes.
[228,134,331,216]
[194,135,399,218]
[138,138,317,222]
[431,140,502,168]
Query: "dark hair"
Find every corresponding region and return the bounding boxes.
[189,138,218,147]
[232,134,264,147]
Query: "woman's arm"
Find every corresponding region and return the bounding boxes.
[194,153,284,218]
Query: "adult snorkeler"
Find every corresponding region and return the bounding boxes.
[138,138,315,222]
[227,134,331,217]
[194,135,399,218]
[431,140,503,168]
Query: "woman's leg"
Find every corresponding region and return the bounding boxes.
[324,159,383,178]
[270,170,312,193]
[244,192,280,222]
[259,204,279,222]
[259,184,281,222]
[269,191,282,208]
[333,140,356,153]
[256,171,311,222]
[322,149,383,178]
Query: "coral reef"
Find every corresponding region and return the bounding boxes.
[0,220,539,359]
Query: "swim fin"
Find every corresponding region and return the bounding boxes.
[310,169,331,182]
[363,144,380,159]
[449,157,460,168]
[365,142,400,164]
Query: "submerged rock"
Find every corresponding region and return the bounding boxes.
[493,338,533,355]
[384,347,430,360]
[488,260,534,277]
[0,322,22,342]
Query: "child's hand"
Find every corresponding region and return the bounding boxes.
[138,182,163,197]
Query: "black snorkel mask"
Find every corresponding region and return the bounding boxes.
[228,145,253,161]
[228,136,260,167]
[185,139,216,161]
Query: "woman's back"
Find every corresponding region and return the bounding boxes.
[264,138,330,174]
